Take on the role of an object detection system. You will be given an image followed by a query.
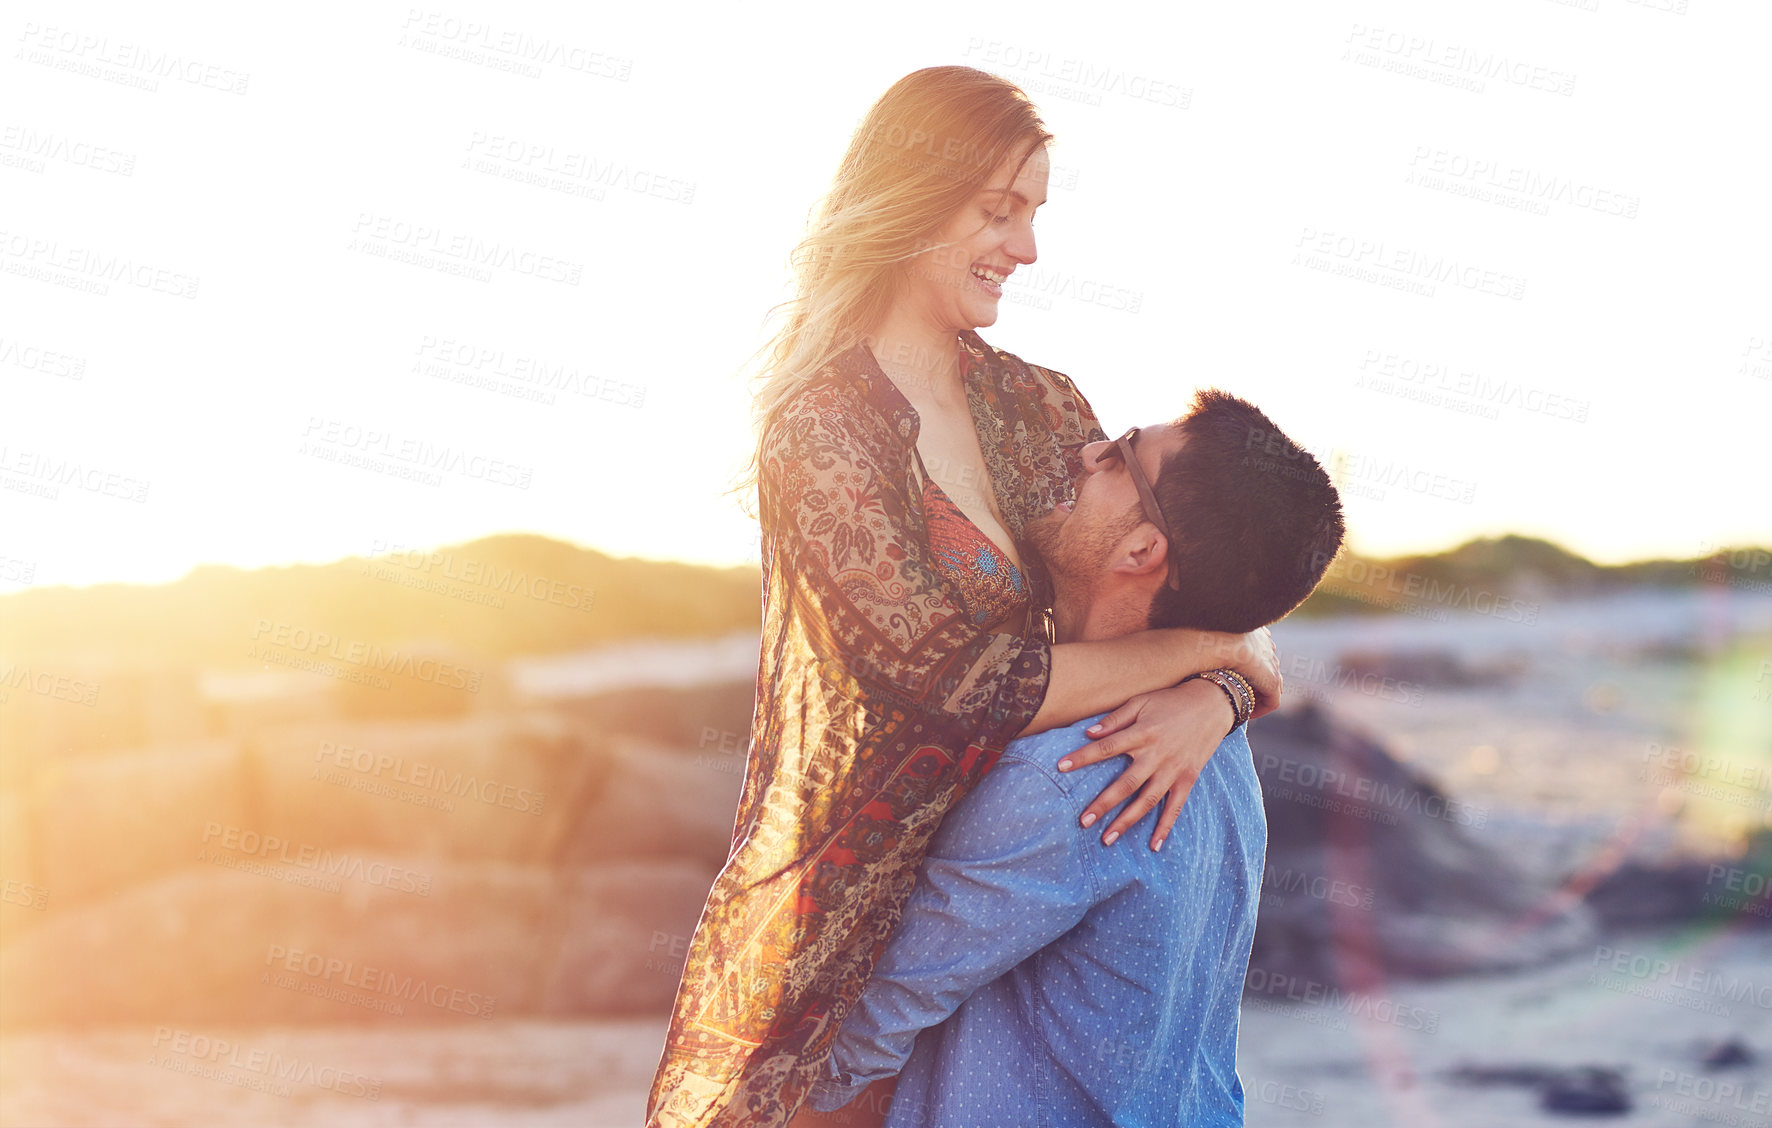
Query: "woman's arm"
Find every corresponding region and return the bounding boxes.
[1030,627,1281,854]
[1017,626,1278,738]
[761,389,1054,752]
[1058,678,1245,850]
[993,355,1284,851]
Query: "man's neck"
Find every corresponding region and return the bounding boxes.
[1051,576,1153,644]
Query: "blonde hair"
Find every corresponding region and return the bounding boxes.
[729,66,1053,511]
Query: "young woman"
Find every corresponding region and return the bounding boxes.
[647,66,1281,1128]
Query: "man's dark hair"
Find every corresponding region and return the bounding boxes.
[1145,389,1345,633]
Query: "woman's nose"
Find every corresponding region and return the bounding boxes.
[1006,223,1037,266]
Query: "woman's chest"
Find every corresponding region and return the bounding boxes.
[911,409,1017,553]
[908,405,1032,631]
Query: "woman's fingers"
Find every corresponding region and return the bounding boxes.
[1049,708,1134,768]
[1085,703,1134,738]
[1150,780,1192,852]
[1250,668,1283,719]
[1059,702,1140,772]
[1080,758,1155,839]
[1103,768,1198,846]
[1236,627,1282,713]
[1057,730,1129,773]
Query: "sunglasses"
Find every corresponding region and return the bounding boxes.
[1094,427,1182,592]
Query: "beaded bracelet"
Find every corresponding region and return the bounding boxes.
[1212,668,1256,721]
[1185,668,1254,734]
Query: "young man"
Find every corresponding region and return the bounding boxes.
[796,389,1345,1127]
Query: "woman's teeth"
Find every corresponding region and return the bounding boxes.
[971,266,1004,287]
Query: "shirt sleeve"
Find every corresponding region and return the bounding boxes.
[760,385,1051,749]
[804,757,1097,1111]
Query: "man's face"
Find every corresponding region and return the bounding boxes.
[1027,422,1187,593]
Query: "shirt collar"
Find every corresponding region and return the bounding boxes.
[834,330,996,447]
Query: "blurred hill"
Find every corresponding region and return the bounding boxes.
[1291,535,1769,618]
[1,533,1765,666]
[0,534,760,668]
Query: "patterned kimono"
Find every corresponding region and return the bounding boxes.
[647,329,1108,1127]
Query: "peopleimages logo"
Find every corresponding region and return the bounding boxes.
[263,944,495,1017]
[150,1027,381,1100]
[0,663,99,706]
[1308,551,1540,625]
[1244,968,1441,1032]
[1283,654,1426,706]
[1590,947,1772,1013]
[0,444,150,502]
[0,230,200,298]
[1261,864,1377,910]
[365,539,595,613]
[249,620,481,692]
[314,740,545,815]
[1259,754,1487,828]
[199,823,432,894]
[15,23,251,94]
[348,214,583,285]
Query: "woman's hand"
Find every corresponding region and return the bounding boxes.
[1054,677,1237,851]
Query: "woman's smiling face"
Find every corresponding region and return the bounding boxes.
[902,145,1049,332]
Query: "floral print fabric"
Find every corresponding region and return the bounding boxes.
[646,329,1107,1127]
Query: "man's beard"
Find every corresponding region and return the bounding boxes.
[1026,504,1140,610]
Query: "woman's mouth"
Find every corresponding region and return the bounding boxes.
[970,265,1005,297]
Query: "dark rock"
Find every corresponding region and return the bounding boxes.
[1700,1037,1756,1070]
[0,857,717,1026]
[1539,1067,1630,1115]
[558,680,757,753]
[1335,647,1525,689]
[1448,1063,1633,1116]
[563,739,746,867]
[1249,703,1594,988]
[1446,1063,1563,1088]
[1585,832,1772,929]
[249,712,604,869]
[1585,860,1722,927]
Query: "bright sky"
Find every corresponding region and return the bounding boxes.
[5,0,1769,590]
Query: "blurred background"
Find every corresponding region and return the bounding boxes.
[4,2,1770,1125]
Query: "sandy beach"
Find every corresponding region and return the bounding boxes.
[4,588,1767,1126]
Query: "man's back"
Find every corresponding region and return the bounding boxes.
[811,715,1267,1127]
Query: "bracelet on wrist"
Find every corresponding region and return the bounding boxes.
[1213,668,1256,721]
[1184,669,1250,735]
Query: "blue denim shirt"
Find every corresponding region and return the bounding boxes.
[806,714,1266,1127]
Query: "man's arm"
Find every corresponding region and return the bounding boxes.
[804,756,1102,1112]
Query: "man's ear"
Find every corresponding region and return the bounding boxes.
[1112,524,1171,582]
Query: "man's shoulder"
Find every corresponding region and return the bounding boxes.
[989,715,1110,804]
[925,718,1101,825]
[996,718,1255,799]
